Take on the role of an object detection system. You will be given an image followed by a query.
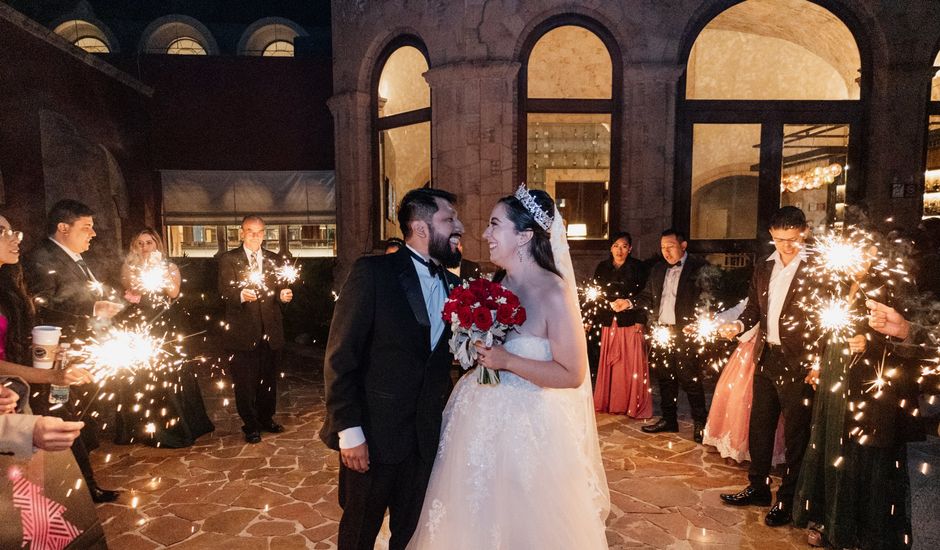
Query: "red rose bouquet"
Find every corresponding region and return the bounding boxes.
[442,278,526,384]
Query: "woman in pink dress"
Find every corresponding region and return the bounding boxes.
[592,232,652,418]
[703,299,783,463]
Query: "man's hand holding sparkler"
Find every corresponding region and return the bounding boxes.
[240,288,258,303]
[279,288,293,303]
[93,300,124,319]
[866,299,910,340]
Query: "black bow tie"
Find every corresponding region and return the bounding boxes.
[669,261,683,268]
[408,250,448,281]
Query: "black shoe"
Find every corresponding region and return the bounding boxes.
[693,421,705,443]
[245,431,262,444]
[719,486,772,507]
[260,422,285,434]
[641,418,679,433]
[765,501,793,527]
[89,483,119,503]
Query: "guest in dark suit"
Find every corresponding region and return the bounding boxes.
[450,241,481,280]
[717,206,818,527]
[627,229,708,442]
[320,187,463,550]
[23,199,123,503]
[218,215,293,444]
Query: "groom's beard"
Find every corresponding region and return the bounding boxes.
[429,229,462,269]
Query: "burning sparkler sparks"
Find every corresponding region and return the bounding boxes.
[137,264,172,294]
[649,325,674,349]
[817,298,856,335]
[275,263,300,285]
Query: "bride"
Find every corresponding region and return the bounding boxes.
[407,186,610,549]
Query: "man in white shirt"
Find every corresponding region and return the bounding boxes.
[320,188,463,550]
[717,206,817,528]
[628,229,709,442]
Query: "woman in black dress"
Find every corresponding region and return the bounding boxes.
[113,228,213,447]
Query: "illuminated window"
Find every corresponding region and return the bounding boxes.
[678,0,863,255]
[925,52,940,219]
[53,20,114,53]
[522,22,619,241]
[262,40,294,57]
[74,36,110,53]
[166,37,207,56]
[374,39,431,242]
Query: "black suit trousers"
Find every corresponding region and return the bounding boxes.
[747,346,815,505]
[229,341,279,433]
[337,448,433,550]
[651,336,707,423]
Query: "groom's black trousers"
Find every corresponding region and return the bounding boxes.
[338,447,433,550]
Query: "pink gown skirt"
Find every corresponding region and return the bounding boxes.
[593,321,653,418]
[703,336,784,464]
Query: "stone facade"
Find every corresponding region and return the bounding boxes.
[330,0,940,280]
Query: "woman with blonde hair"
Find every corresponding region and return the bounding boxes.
[113,228,213,447]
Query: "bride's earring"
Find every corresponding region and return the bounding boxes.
[517,248,524,263]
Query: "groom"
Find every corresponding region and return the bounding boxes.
[320,187,463,550]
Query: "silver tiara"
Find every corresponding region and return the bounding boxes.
[514,183,553,231]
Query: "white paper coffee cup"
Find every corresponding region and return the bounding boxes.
[32,325,62,369]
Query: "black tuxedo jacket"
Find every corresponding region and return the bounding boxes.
[218,246,288,352]
[633,255,707,329]
[319,247,458,464]
[23,239,102,334]
[738,254,818,378]
[458,258,482,280]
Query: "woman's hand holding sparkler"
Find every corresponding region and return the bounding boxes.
[32,416,84,452]
[50,365,94,386]
[240,288,258,303]
[717,321,743,341]
[866,300,910,340]
[610,298,630,313]
[279,288,293,303]
[0,385,19,414]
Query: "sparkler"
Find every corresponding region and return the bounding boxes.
[690,311,720,346]
[275,263,300,285]
[136,264,172,295]
[649,325,674,349]
[816,297,857,335]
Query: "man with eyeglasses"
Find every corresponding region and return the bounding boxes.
[716,206,819,528]
[218,215,293,444]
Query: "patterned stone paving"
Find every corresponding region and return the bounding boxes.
[91,346,809,549]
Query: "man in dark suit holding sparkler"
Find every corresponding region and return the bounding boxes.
[716,206,818,527]
[218,215,293,444]
[24,199,123,502]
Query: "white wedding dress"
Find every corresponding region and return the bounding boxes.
[406,335,610,549]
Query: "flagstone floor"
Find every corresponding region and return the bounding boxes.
[91,346,812,549]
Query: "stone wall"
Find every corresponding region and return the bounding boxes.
[329,0,940,283]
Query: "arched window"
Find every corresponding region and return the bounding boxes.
[166,37,207,56]
[373,38,431,241]
[53,19,114,53]
[678,0,865,261]
[140,15,218,55]
[238,18,306,57]
[924,51,940,219]
[519,20,620,242]
[263,40,294,57]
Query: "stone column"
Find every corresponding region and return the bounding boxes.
[621,63,684,258]
[328,90,372,287]
[863,63,932,227]
[424,61,520,263]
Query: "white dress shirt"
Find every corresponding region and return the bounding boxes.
[658,253,687,326]
[765,251,804,345]
[338,245,449,450]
